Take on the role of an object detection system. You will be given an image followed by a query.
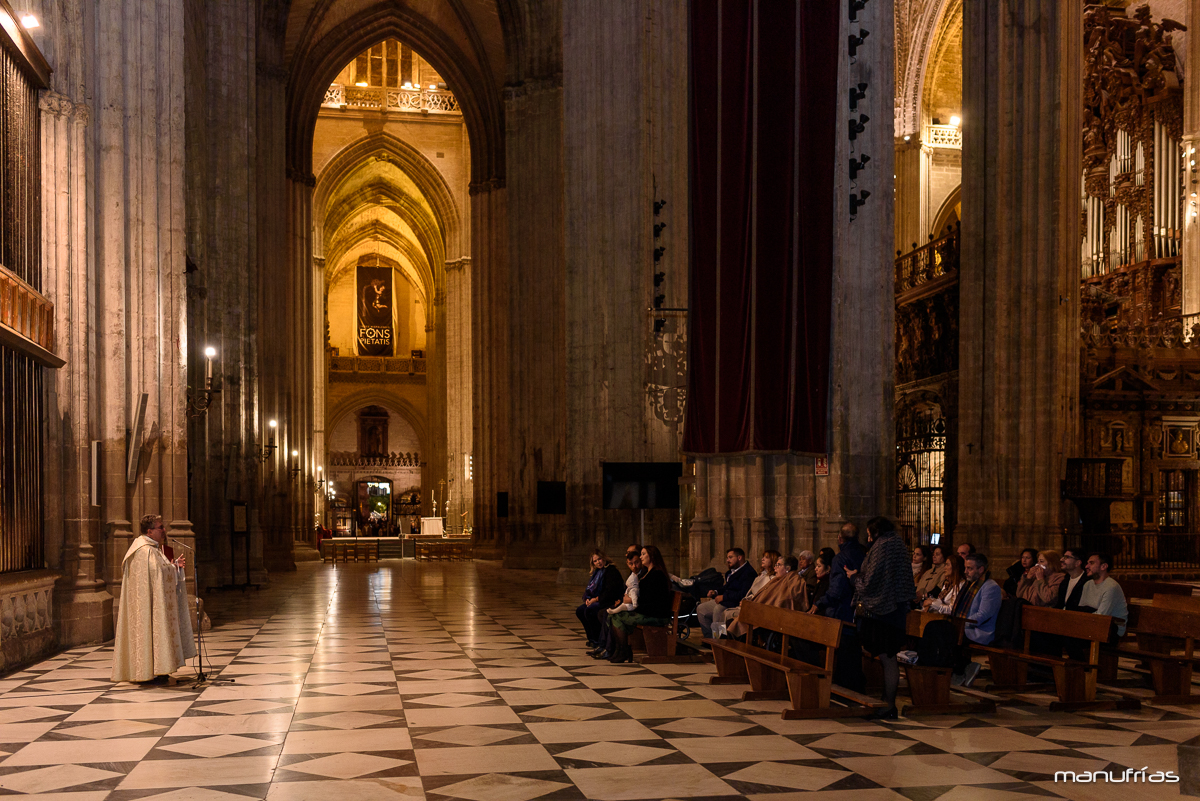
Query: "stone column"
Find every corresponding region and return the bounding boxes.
[894,138,930,254]
[42,87,113,644]
[502,76,567,568]
[470,183,509,558]
[312,255,327,530]
[827,0,897,529]
[426,285,448,524]
[445,257,473,529]
[93,0,195,606]
[957,0,1082,559]
[184,0,269,589]
[560,0,690,576]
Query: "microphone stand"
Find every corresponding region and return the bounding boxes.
[170,537,235,688]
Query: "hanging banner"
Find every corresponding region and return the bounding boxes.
[357,266,394,356]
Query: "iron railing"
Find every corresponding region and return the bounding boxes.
[895,225,959,298]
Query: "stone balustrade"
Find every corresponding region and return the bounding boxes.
[322,84,461,115]
[925,123,962,149]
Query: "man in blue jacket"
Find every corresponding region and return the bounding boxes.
[952,552,1002,687]
[697,548,756,638]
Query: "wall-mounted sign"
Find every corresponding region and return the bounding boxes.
[357,266,394,356]
[815,456,829,476]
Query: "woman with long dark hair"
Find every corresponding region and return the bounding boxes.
[606,545,673,663]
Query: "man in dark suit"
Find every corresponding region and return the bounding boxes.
[696,548,757,638]
[1056,547,1088,610]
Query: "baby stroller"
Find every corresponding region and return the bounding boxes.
[671,567,724,638]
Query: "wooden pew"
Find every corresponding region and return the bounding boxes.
[901,610,996,716]
[629,591,708,664]
[705,602,887,719]
[1150,593,1200,614]
[972,605,1139,711]
[1115,604,1200,705]
[1120,579,1193,601]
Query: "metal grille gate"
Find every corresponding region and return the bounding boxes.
[0,32,46,573]
[897,413,946,545]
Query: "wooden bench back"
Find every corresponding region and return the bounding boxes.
[1121,579,1193,600]
[1022,605,1111,642]
[1132,605,1200,642]
[738,601,842,648]
[907,609,965,639]
[1152,593,1200,614]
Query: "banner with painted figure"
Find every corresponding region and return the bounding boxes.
[357,266,394,356]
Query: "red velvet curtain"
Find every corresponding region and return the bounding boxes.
[684,0,838,456]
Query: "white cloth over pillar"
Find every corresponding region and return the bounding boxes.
[111,535,197,681]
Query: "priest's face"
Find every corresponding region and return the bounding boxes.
[146,519,166,545]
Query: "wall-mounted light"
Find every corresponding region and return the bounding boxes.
[849,83,867,111]
[903,134,911,142]
[850,190,872,220]
[258,419,278,463]
[848,30,870,59]
[949,115,962,128]
[849,0,869,22]
[849,114,869,141]
[850,155,871,180]
[19,14,38,29]
[186,346,220,418]
[355,81,368,87]
[290,449,302,479]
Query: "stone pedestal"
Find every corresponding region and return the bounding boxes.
[1,571,61,671]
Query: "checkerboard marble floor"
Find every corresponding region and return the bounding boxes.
[0,561,1194,800]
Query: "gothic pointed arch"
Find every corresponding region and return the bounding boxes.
[328,391,429,461]
[314,132,462,263]
[896,0,961,137]
[286,3,505,185]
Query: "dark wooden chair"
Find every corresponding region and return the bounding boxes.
[900,610,995,716]
[627,591,707,664]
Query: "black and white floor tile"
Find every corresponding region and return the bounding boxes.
[0,562,1189,800]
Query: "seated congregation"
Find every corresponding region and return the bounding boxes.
[575,518,1190,720]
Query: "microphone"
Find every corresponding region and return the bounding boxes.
[169,537,194,553]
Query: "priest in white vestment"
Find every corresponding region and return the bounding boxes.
[111,514,197,683]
